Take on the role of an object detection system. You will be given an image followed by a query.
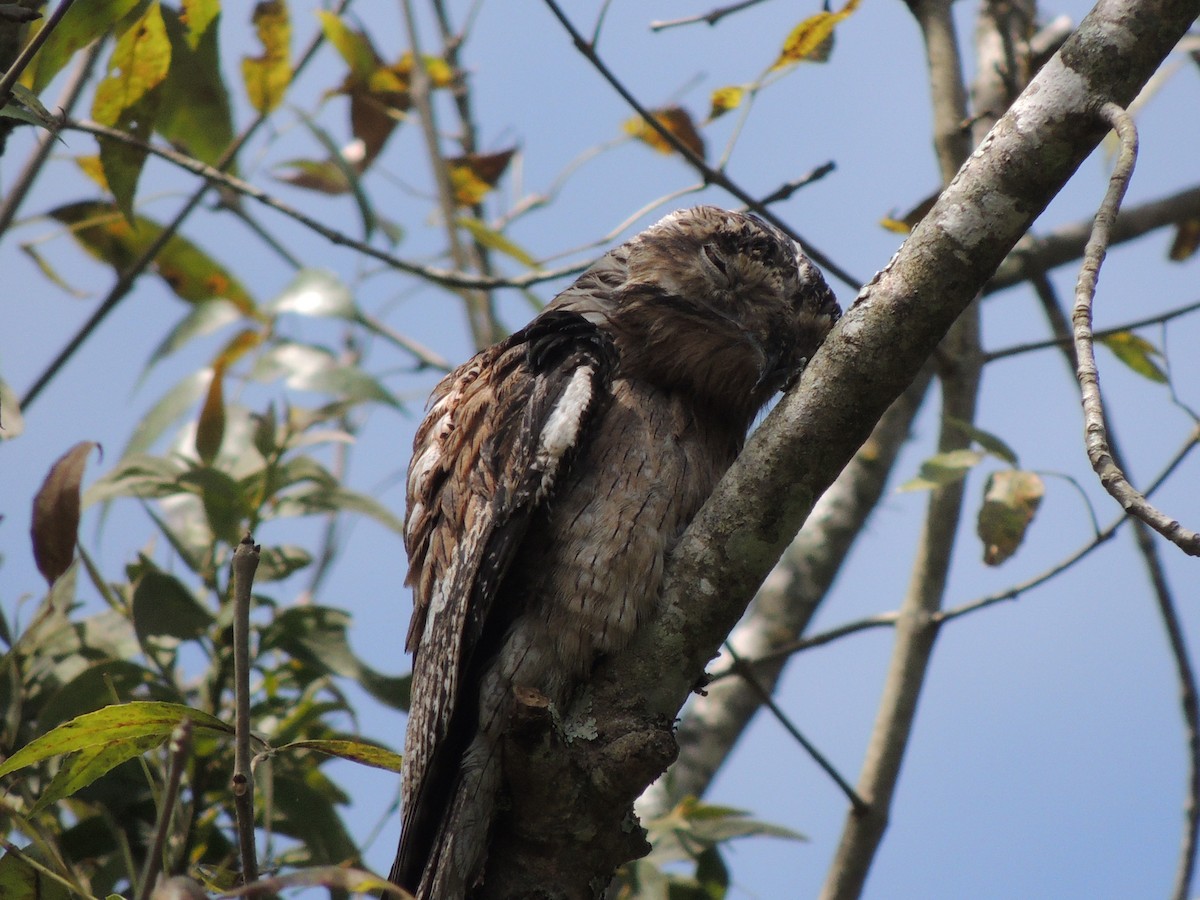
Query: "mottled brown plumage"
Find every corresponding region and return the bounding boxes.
[390,206,839,898]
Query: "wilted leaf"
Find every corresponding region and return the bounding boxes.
[772,0,862,69]
[880,190,939,234]
[0,377,25,440]
[457,218,540,268]
[241,0,291,114]
[132,569,213,645]
[1097,331,1168,383]
[50,201,258,315]
[447,149,517,207]
[195,366,225,464]
[278,738,403,772]
[623,107,705,159]
[31,442,101,586]
[158,6,234,165]
[273,156,353,194]
[1169,218,1200,262]
[708,85,745,120]
[0,701,232,780]
[977,469,1044,565]
[898,448,984,492]
[21,0,141,94]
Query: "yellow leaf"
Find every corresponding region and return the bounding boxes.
[1097,331,1168,383]
[977,470,1044,565]
[91,2,172,126]
[880,191,939,234]
[622,106,706,159]
[446,149,516,207]
[772,0,862,69]
[708,86,745,120]
[242,0,291,113]
[394,52,454,88]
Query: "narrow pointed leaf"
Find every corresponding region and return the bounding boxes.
[1097,331,1168,383]
[278,739,403,772]
[195,366,226,464]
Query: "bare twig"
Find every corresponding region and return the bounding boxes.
[136,720,192,900]
[231,535,261,887]
[649,0,772,31]
[1072,103,1200,555]
[540,0,862,290]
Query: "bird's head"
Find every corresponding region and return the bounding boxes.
[602,206,841,423]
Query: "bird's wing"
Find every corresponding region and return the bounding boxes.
[393,308,617,889]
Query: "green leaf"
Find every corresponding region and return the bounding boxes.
[158,5,234,165]
[943,417,1019,466]
[260,606,411,710]
[277,738,403,773]
[0,701,232,779]
[32,732,166,813]
[241,0,291,114]
[177,466,245,545]
[316,10,380,82]
[91,1,172,219]
[4,84,58,129]
[83,454,189,507]
[457,217,541,269]
[270,770,358,866]
[272,483,405,534]
[50,201,258,314]
[251,341,399,407]
[22,0,141,94]
[123,370,210,457]
[146,299,244,371]
[31,442,102,586]
[1098,331,1169,383]
[132,569,213,645]
[256,544,313,581]
[0,847,73,900]
[897,449,984,492]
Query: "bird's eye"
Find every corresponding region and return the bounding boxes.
[702,244,728,276]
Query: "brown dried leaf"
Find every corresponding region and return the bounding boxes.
[31,442,102,586]
[977,469,1044,566]
[447,148,516,206]
[1169,218,1200,262]
[195,366,225,465]
[623,106,706,159]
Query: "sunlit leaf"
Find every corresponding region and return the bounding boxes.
[32,732,167,813]
[251,341,399,407]
[181,0,220,48]
[123,371,209,457]
[708,85,745,120]
[4,84,57,129]
[91,1,171,219]
[1097,331,1168,383]
[977,469,1044,565]
[0,701,232,779]
[195,366,225,464]
[255,544,313,581]
[457,218,540,268]
[447,148,517,206]
[21,0,141,94]
[146,299,243,371]
[1169,218,1200,262]
[241,0,291,114]
[158,6,234,165]
[278,738,403,772]
[50,201,258,315]
[31,442,101,586]
[273,156,354,194]
[643,797,805,869]
[270,268,356,318]
[394,51,454,88]
[177,466,245,544]
[316,9,379,82]
[83,454,190,506]
[623,106,706,159]
[898,448,984,492]
[772,0,862,69]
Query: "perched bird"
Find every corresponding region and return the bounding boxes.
[390,206,840,898]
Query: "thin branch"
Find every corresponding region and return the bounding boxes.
[986,297,1200,362]
[231,535,261,887]
[0,0,79,106]
[649,0,773,32]
[725,645,867,813]
[0,40,102,237]
[135,719,191,900]
[1072,103,1200,555]
[540,0,862,291]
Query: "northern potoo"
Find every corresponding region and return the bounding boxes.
[390,206,840,897]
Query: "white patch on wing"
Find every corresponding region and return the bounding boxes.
[535,365,595,497]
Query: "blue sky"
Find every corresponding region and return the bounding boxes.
[3,1,1200,897]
